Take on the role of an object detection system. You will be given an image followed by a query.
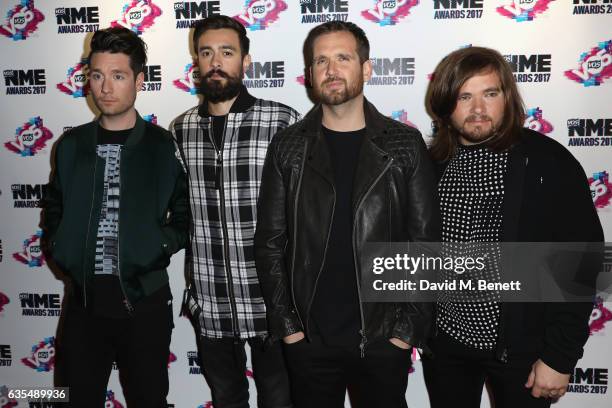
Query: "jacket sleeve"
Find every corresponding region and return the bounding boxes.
[539,151,604,374]
[254,134,303,341]
[160,149,190,255]
[41,141,65,253]
[392,132,441,348]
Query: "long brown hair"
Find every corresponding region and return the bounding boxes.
[426,46,525,162]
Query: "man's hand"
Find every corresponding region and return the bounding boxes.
[525,359,570,399]
[283,331,305,344]
[389,337,411,350]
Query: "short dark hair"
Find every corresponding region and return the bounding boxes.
[88,27,147,76]
[427,46,525,162]
[192,15,250,56]
[303,21,370,67]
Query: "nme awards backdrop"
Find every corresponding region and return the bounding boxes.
[0,0,611,407]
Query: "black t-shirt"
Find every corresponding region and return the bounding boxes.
[211,115,226,150]
[309,126,365,347]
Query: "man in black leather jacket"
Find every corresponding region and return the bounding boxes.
[254,22,440,408]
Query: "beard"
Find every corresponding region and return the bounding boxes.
[199,67,243,103]
[314,75,363,106]
[455,114,500,145]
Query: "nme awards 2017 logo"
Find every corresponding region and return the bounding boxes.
[299,0,349,24]
[590,297,612,335]
[497,0,554,22]
[0,292,9,313]
[524,107,553,134]
[589,171,612,210]
[390,110,418,129]
[4,117,53,157]
[57,59,89,98]
[105,390,124,408]
[0,385,19,408]
[174,62,200,94]
[362,0,419,26]
[234,0,288,31]
[21,337,55,372]
[13,231,44,267]
[565,40,612,87]
[0,0,44,41]
[143,114,157,124]
[111,0,162,35]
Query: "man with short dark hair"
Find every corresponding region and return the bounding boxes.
[171,15,299,408]
[423,46,604,408]
[255,21,439,408]
[43,27,188,407]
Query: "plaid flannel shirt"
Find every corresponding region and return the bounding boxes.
[171,88,300,339]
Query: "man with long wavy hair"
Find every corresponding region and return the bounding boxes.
[423,46,603,408]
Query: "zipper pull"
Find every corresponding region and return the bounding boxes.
[123,298,134,315]
[215,154,222,190]
[359,330,367,358]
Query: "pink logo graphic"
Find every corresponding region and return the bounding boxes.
[4,116,53,156]
[0,385,19,408]
[57,60,89,98]
[296,75,306,86]
[524,108,553,134]
[565,40,612,87]
[234,0,287,31]
[391,109,418,129]
[105,390,125,408]
[143,114,158,124]
[111,0,162,35]
[173,62,200,95]
[0,292,9,313]
[496,0,554,22]
[590,297,612,335]
[198,403,214,408]
[168,351,177,367]
[21,337,55,372]
[589,171,612,209]
[362,0,419,26]
[0,1,44,41]
[13,231,44,267]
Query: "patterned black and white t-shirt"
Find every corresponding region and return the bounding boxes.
[95,143,122,277]
[437,144,509,350]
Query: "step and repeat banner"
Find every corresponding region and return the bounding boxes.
[0,0,611,407]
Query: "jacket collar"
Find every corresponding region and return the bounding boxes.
[298,97,387,138]
[299,98,392,210]
[197,85,257,117]
[88,111,146,151]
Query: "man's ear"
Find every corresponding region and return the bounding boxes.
[242,54,252,73]
[362,58,372,82]
[135,71,144,92]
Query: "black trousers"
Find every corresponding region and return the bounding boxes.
[197,336,292,408]
[55,295,173,408]
[283,338,412,408]
[422,332,551,408]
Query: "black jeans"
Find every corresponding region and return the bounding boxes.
[55,294,173,408]
[283,338,412,408]
[422,332,551,408]
[197,336,292,408]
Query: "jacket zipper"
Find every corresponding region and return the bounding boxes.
[304,161,336,340]
[209,117,240,340]
[352,157,393,357]
[117,147,134,314]
[82,155,98,308]
[290,141,308,335]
